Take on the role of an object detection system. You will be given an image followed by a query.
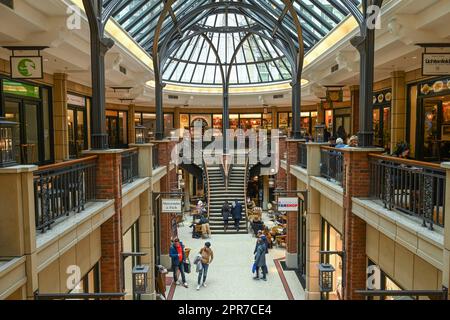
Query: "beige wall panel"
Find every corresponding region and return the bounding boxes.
[366,225,380,262]
[38,260,61,293]
[394,243,414,290]
[413,255,439,291]
[122,198,140,234]
[58,246,76,293]
[90,228,101,266]
[76,235,91,276]
[378,233,395,277]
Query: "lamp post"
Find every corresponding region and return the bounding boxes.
[0,118,18,167]
[132,265,150,300]
[319,250,346,300]
[135,125,147,144]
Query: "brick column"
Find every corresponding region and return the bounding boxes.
[154,140,177,268]
[285,139,304,269]
[342,148,382,300]
[84,150,124,293]
[391,71,406,151]
[442,163,450,298]
[0,166,38,299]
[350,85,360,135]
[53,73,69,162]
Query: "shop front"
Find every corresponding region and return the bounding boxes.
[408,76,450,161]
[325,107,352,141]
[135,112,175,141]
[320,218,343,300]
[278,111,318,137]
[0,77,53,165]
[106,110,128,148]
[372,89,392,151]
[67,93,89,159]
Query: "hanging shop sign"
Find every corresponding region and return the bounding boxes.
[10,56,43,79]
[161,198,183,213]
[278,197,299,212]
[422,53,450,76]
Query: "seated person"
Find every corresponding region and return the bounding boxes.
[250,217,265,236]
[198,214,211,239]
[263,227,273,249]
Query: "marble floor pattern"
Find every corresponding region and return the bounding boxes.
[167,214,305,300]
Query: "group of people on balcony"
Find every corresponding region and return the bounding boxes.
[329,135,359,149]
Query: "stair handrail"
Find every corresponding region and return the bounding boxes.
[202,157,211,220]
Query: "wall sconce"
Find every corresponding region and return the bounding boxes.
[132,265,150,296]
[0,118,18,168]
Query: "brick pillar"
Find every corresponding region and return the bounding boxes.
[391,71,406,151]
[342,148,382,300]
[285,139,303,269]
[53,73,69,162]
[85,150,124,293]
[442,163,450,298]
[350,85,360,135]
[155,140,177,268]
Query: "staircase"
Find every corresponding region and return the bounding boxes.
[207,165,248,234]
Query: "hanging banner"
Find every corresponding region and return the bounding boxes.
[278,197,299,212]
[162,198,183,213]
[10,56,43,79]
[422,53,450,76]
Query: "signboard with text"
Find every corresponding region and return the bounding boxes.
[277,197,299,212]
[10,56,43,79]
[162,198,183,213]
[423,53,450,76]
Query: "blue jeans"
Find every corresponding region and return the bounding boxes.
[173,263,186,283]
[198,263,209,285]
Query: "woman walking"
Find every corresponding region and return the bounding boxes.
[196,242,214,290]
[232,200,243,232]
[221,201,231,232]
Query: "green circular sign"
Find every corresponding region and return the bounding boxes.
[17,58,36,77]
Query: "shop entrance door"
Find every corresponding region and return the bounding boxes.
[68,106,87,158]
[107,116,118,148]
[4,98,41,164]
[422,99,443,161]
[335,115,351,140]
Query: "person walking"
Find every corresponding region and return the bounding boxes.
[232,199,243,232]
[169,238,189,288]
[196,242,214,290]
[221,201,231,232]
[253,238,267,281]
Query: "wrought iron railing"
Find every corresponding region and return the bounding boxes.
[369,155,446,230]
[152,145,159,170]
[34,156,97,233]
[121,148,139,185]
[320,147,344,186]
[298,143,307,169]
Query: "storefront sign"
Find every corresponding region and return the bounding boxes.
[423,53,450,76]
[161,198,182,213]
[277,197,299,212]
[67,94,86,107]
[2,79,40,98]
[10,56,43,79]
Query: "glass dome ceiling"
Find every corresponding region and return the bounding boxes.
[106,0,359,86]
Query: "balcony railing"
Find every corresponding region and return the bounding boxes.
[34,156,97,233]
[121,148,139,185]
[152,145,159,170]
[298,143,307,169]
[320,147,344,186]
[369,155,446,229]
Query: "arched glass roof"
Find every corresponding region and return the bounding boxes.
[105,0,360,86]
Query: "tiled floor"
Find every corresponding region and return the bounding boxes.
[167,214,305,300]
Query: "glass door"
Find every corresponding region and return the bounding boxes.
[423,100,441,161]
[68,106,87,159]
[23,102,40,164]
[107,116,118,148]
[3,99,21,163]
